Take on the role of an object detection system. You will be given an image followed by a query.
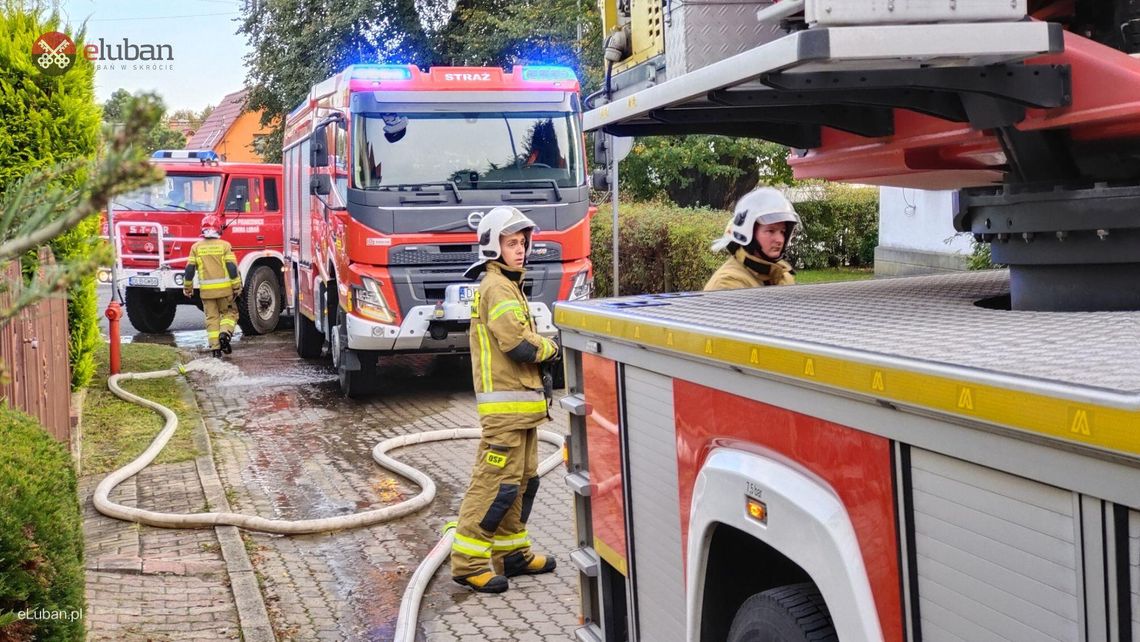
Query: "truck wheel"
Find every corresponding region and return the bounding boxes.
[727,583,838,642]
[335,309,378,398]
[238,265,282,335]
[293,284,324,359]
[124,287,177,333]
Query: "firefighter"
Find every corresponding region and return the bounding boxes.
[183,215,242,357]
[450,206,560,594]
[704,186,801,291]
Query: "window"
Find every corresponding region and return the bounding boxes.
[225,177,251,212]
[264,177,280,212]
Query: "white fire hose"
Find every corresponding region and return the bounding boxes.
[95,364,566,642]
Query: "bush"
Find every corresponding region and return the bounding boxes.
[787,183,879,270]
[619,136,794,209]
[0,407,85,642]
[590,200,725,295]
[0,4,104,390]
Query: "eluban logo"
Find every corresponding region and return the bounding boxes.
[32,31,76,76]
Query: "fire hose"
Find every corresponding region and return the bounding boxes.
[94,363,566,642]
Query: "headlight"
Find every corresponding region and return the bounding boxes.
[352,277,396,323]
[568,269,592,301]
[173,274,184,286]
[96,268,112,284]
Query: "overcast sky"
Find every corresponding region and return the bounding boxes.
[57,0,251,112]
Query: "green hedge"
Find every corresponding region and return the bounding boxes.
[0,5,103,390]
[589,200,725,296]
[0,407,85,642]
[588,187,879,294]
[787,183,879,270]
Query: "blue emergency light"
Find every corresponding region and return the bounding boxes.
[151,149,219,163]
[521,66,577,82]
[351,65,413,81]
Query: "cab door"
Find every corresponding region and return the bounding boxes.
[221,175,264,257]
[258,173,284,254]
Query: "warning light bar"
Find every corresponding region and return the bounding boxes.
[522,66,577,82]
[351,65,413,81]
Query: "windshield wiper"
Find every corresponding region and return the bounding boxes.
[375,182,463,203]
[476,179,563,202]
[165,204,191,211]
[110,198,150,210]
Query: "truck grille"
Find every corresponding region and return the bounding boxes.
[389,243,563,265]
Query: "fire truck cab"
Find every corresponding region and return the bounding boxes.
[104,150,286,335]
[283,64,593,397]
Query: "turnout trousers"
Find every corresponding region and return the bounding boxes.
[202,296,237,349]
[450,427,540,578]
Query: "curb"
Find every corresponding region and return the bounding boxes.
[185,379,276,642]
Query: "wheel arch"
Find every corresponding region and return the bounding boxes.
[686,448,885,642]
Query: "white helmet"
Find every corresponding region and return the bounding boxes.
[464,206,538,279]
[710,187,800,254]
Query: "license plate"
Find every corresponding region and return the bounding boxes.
[457,285,475,302]
[128,276,160,287]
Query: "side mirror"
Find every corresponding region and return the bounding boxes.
[310,174,331,196]
[591,168,610,191]
[593,133,609,167]
[310,126,329,168]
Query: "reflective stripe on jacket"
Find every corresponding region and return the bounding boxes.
[184,238,241,300]
[703,250,795,291]
[469,262,560,437]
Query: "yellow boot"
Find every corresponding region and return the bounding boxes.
[503,551,556,577]
[453,571,509,593]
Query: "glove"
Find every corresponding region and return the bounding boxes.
[232,287,242,299]
[541,363,554,403]
[549,336,561,359]
[183,287,193,298]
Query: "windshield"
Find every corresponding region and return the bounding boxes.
[112,174,222,212]
[353,112,583,191]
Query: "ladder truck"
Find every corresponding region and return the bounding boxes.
[556,2,1140,641]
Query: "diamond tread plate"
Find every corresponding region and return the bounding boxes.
[566,271,1140,395]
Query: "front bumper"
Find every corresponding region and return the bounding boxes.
[346,301,557,352]
[103,267,187,292]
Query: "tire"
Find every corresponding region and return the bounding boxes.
[124,287,177,333]
[238,265,282,335]
[293,282,324,359]
[727,583,838,642]
[335,308,378,398]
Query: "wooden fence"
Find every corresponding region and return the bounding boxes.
[0,247,72,443]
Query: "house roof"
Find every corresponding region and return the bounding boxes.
[186,88,250,150]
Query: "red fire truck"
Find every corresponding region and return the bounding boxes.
[558,2,1140,641]
[282,64,593,397]
[103,150,286,335]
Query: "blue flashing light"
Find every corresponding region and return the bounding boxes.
[351,65,413,81]
[151,150,219,162]
[522,66,577,82]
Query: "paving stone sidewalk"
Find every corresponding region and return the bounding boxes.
[82,332,582,641]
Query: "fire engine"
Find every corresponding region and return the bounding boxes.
[556,2,1140,641]
[103,150,286,335]
[282,64,593,397]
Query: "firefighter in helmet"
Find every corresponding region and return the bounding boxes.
[450,206,560,593]
[183,215,242,357]
[704,186,801,291]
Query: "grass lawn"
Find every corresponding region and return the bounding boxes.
[795,268,875,284]
[81,343,200,476]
